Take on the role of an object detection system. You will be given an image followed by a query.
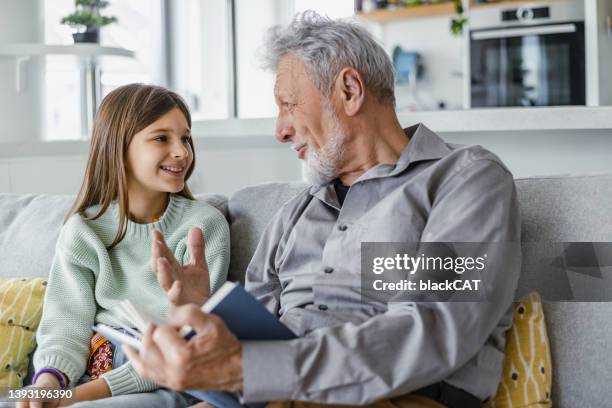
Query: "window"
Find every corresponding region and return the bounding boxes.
[43,0,165,140]
[169,0,232,120]
[172,0,356,120]
[235,0,355,118]
[40,0,356,140]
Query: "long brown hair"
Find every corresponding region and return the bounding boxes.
[65,84,196,250]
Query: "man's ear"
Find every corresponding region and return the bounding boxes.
[335,67,365,117]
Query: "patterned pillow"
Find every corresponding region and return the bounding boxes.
[486,292,553,408]
[0,278,47,389]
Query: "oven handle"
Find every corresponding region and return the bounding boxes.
[471,23,576,40]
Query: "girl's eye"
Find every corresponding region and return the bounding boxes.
[182,135,191,143]
[154,135,167,142]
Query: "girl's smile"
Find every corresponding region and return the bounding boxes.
[160,163,187,177]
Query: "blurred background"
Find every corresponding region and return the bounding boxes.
[1,0,611,195]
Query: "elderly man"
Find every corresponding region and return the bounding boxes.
[126,11,520,408]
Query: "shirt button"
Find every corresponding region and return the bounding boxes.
[324,267,334,274]
[338,224,348,231]
[318,304,329,311]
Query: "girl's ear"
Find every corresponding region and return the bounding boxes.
[335,67,365,117]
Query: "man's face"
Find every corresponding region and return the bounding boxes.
[274,54,346,184]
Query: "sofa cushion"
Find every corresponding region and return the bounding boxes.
[0,277,47,389]
[0,193,228,280]
[486,292,552,408]
[515,175,612,408]
[227,182,308,283]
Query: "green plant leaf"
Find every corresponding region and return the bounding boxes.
[61,1,116,28]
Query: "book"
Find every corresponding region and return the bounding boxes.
[92,281,294,408]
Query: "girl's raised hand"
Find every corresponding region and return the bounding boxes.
[151,228,211,307]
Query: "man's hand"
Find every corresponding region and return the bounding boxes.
[123,304,244,393]
[152,228,211,307]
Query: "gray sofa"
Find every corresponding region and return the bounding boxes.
[1,175,611,407]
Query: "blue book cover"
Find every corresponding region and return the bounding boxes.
[198,281,296,341]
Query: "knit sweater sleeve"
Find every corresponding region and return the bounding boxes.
[100,361,158,395]
[205,209,230,294]
[33,222,98,386]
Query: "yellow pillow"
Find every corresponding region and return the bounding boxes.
[486,292,553,408]
[0,278,47,389]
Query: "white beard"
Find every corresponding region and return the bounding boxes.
[302,110,347,185]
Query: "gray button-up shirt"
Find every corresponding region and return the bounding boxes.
[242,124,521,404]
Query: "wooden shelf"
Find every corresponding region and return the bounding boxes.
[470,0,569,9]
[357,2,457,23]
[357,0,571,22]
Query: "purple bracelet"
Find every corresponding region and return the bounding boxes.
[32,367,68,388]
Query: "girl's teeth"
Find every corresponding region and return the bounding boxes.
[162,166,183,172]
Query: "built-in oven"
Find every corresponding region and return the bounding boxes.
[470,0,585,107]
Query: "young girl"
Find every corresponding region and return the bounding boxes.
[23,84,229,407]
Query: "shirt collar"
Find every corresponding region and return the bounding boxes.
[394,123,451,173]
[309,123,451,201]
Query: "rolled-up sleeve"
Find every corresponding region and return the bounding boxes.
[241,159,521,404]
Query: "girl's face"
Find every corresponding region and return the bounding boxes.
[126,107,193,200]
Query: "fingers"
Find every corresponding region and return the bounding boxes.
[151,230,181,268]
[167,280,182,305]
[126,324,166,383]
[169,304,217,333]
[123,343,156,384]
[157,257,175,292]
[151,230,162,273]
[122,345,142,371]
[124,324,191,388]
[142,324,165,366]
[188,227,205,267]
[152,325,190,364]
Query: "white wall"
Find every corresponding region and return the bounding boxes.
[1,128,611,195]
[383,16,465,112]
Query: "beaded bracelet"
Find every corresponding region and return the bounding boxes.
[32,367,68,388]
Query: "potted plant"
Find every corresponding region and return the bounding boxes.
[61,0,117,44]
[450,0,467,36]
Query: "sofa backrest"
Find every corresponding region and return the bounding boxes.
[0,194,74,279]
[2,175,611,408]
[515,175,612,408]
[227,181,309,283]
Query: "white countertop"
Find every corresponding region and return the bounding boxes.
[1,106,612,158]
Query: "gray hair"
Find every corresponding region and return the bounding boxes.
[261,10,396,107]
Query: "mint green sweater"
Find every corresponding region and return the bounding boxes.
[33,194,230,396]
